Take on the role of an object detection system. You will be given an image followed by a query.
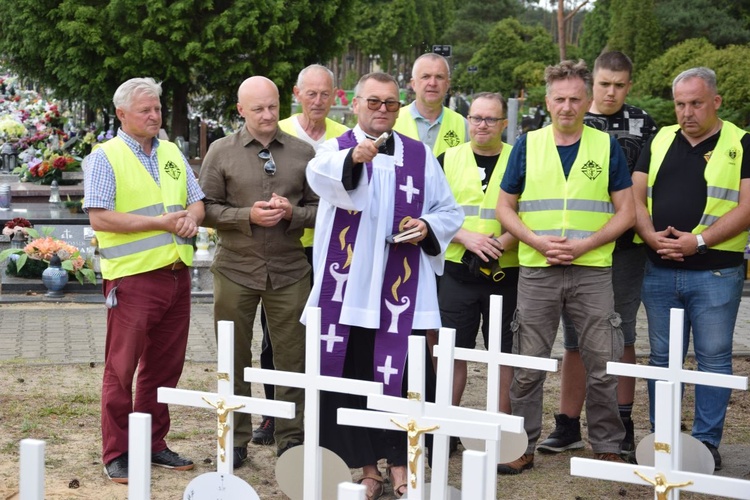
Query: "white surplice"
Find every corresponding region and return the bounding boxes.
[303,125,463,330]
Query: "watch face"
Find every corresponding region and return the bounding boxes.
[697,245,708,255]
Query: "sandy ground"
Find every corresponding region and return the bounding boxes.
[0,358,749,499]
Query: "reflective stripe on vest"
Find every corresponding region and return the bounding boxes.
[443,142,519,268]
[394,104,466,157]
[96,137,193,279]
[519,125,614,267]
[647,122,747,252]
[278,116,349,248]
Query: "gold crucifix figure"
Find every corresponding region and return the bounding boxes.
[391,418,439,488]
[202,397,246,462]
[634,470,694,500]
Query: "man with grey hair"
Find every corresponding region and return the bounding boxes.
[496,59,633,474]
[199,75,317,465]
[84,77,205,483]
[244,64,351,447]
[633,67,750,471]
[394,52,468,157]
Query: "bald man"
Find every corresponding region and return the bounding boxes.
[199,76,318,466]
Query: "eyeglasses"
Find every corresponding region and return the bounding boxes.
[467,115,506,126]
[258,149,276,176]
[357,96,401,112]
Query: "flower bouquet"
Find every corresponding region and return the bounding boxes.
[0,227,96,284]
[16,151,82,185]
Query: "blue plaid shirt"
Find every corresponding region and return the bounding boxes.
[83,129,204,211]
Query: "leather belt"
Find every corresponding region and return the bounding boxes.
[159,261,187,271]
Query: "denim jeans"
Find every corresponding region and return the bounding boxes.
[641,260,743,446]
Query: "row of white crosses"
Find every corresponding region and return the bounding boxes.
[433,295,557,497]
[571,308,750,500]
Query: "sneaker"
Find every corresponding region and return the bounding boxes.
[702,441,722,471]
[104,453,128,484]
[595,452,625,462]
[537,414,585,453]
[277,441,302,457]
[620,416,636,463]
[251,416,275,445]
[151,448,194,471]
[233,446,247,469]
[497,453,534,475]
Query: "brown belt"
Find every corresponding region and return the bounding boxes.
[159,261,187,271]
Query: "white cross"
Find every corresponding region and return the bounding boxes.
[338,335,524,500]
[432,294,558,498]
[129,413,151,500]
[244,307,384,500]
[572,308,750,499]
[158,321,295,474]
[399,175,420,204]
[321,323,345,352]
[376,354,399,385]
[20,439,44,500]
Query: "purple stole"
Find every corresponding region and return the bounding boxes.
[319,130,426,396]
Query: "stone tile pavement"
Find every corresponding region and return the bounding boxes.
[1,296,750,364]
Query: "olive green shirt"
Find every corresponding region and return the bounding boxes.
[199,125,317,290]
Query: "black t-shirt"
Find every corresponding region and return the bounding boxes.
[585,104,657,250]
[634,127,750,270]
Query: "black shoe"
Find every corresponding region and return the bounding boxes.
[537,414,585,453]
[233,446,247,469]
[104,453,128,484]
[449,436,459,455]
[151,447,194,471]
[702,441,722,471]
[277,441,302,457]
[251,416,275,445]
[620,416,636,463]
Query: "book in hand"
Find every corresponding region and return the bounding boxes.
[386,226,421,244]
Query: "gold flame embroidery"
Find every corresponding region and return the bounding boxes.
[339,226,350,250]
[344,244,353,269]
[403,257,411,282]
[391,276,402,302]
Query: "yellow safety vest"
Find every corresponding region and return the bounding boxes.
[394,104,466,157]
[443,142,519,269]
[96,137,194,279]
[647,122,748,252]
[278,115,349,247]
[519,126,614,267]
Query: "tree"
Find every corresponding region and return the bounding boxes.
[578,0,611,66]
[556,0,590,60]
[444,0,522,71]
[460,18,557,97]
[655,0,750,48]
[634,38,750,126]
[0,0,355,137]
[608,0,661,72]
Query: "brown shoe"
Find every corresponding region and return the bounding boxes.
[497,453,534,475]
[594,452,625,462]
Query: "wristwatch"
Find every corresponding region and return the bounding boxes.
[696,233,708,254]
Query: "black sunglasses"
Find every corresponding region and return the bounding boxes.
[258,149,276,176]
[357,96,401,112]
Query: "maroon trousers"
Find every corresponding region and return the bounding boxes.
[100,267,191,464]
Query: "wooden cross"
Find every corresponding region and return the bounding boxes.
[432,294,558,497]
[129,412,151,500]
[19,439,44,500]
[243,307,384,500]
[571,308,750,499]
[158,320,295,474]
[338,335,523,500]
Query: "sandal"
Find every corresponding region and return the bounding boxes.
[387,465,408,499]
[356,473,384,500]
